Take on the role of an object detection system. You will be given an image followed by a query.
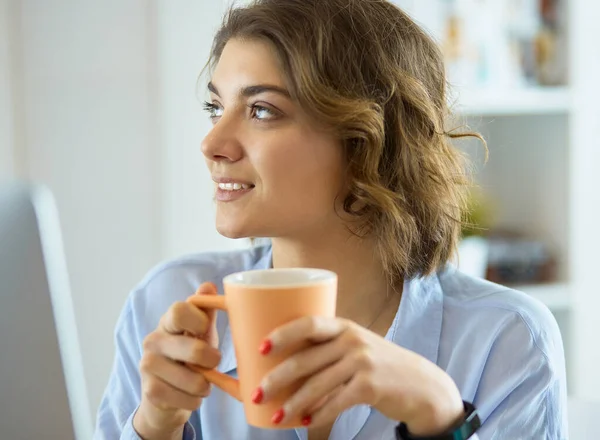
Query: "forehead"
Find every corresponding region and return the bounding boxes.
[211,38,288,90]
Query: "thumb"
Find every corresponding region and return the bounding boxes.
[193,282,219,348]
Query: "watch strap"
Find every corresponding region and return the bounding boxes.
[395,401,481,440]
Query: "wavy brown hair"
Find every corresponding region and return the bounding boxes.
[206,0,483,285]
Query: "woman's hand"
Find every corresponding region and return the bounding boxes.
[133,283,221,440]
[255,316,464,436]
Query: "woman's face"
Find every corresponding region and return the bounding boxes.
[202,38,346,240]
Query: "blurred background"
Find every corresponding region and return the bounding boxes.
[1,0,599,427]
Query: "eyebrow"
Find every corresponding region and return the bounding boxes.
[207,81,291,99]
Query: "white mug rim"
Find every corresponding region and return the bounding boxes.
[223,268,337,288]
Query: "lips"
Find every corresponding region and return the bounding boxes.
[212,176,254,186]
[212,176,255,202]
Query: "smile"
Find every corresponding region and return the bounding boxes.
[217,182,253,191]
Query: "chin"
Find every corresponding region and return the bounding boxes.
[215,221,251,240]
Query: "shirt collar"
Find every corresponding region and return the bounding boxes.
[391,272,444,364]
[218,245,444,373]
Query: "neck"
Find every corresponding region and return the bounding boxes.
[270,227,401,329]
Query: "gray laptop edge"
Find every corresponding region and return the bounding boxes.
[0,182,93,440]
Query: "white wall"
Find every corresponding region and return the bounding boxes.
[2,1,247,418]
[156,1,247,260]
[6,0,162,415]
[0,0,16,179]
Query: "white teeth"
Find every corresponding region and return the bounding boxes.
[217,182,252,191]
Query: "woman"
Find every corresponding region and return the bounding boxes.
[95,0,567,439]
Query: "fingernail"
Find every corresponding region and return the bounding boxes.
[302,415,312,426]
[259,339,272,355]
[271,408,285,424]
[250,387,263,404]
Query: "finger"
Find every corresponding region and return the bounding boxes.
[159,301,211,337]
[191,282,220,346]
[260,338,347,402]
[265,316,349,354]
[140,352,212,398]
[304,385,344,423]
[306,385,343,414]
[193,282,218,327]
[277,358,356,425]
[194,282,218,296]
[142,374,204,412]
[307,373,372,428]
[144,332,221,368]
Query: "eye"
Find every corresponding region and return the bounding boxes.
[202,101,223,119]
[249,104,279,121]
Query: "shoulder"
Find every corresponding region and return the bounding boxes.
[436,267,567,422]
[121,245,271,332]
[438,266,563,364]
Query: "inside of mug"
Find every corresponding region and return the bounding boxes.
[224,268,336,287]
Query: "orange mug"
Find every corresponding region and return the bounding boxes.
[186,268,337,428]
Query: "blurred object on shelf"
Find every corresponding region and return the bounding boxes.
[534,0,569,85]
[441,3,483,88]
[393,0,568,88]
[485,231,558,285]
[461,187,495,238]
[457,236,489,279]
[456,188,495,279]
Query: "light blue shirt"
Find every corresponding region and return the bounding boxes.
[94,245,568,439]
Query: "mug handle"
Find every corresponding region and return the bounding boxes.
[185,293,242,402]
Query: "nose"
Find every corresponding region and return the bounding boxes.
[201,117,244,163]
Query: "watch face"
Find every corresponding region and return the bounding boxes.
[461,408,482,439]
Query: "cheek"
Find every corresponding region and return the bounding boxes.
[256,136,344,209]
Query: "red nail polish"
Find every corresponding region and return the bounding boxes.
[259,339,272,355]
[250,387,263,404]
[302,415,312,426]
[271,408,285,424]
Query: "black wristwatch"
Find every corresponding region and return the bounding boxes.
[395,401,481,440]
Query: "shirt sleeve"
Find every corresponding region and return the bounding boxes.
[472,306,568,440]
[92,297,197,440]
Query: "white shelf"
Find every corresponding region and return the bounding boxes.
[513,283,571,311]
[452,87,571,116]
